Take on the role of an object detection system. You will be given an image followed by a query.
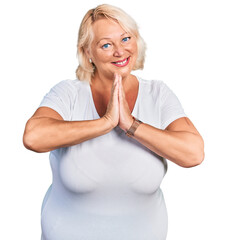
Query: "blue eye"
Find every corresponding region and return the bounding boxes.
[102,43,110,49]
[122,37,131,42]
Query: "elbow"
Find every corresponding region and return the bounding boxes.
[23,119,44,153]
[23,130,40,153]
[23,131,36,152]
[23,133,45,153]
[181,151,205,168]
[182,141,205,168]
[23,119,33,150]
[181,139,205,168]
[195,148,205,166]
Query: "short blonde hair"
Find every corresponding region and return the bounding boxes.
[76,4,146,83]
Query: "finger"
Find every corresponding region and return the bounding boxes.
[114,73,120,86]
[111,75,119,100]
[111,74,118,93]
[118,76,122,98]
[118,75,125,100]
[112,73,119,97]
[113,78,119,94]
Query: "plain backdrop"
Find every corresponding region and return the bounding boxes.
[1,0,226,239]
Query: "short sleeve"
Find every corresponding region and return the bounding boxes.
[39,80,74,120]
[160,82,187,129]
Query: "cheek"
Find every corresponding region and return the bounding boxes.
[94,51,113,64]
[127,45,138,64]
[132,42,138,55]
[125,42,138,56]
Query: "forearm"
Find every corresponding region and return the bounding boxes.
[132,123,204,168]
[23,117,112,153]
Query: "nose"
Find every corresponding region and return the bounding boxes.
[113,43,124,57]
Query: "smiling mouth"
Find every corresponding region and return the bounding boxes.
[111,57,130,67]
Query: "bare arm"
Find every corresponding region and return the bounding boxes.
[115,74,204,168]
[23,77,119,153]
[23,107,114,152]
[131,117,205,168]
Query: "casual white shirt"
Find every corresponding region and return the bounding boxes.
[39,76,186,240]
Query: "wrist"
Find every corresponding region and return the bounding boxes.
[125,116,143,137]
[101,115,115,132]
[124,115,134,132]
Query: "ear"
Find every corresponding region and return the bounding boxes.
[84,47,92,59]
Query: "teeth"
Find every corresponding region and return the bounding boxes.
[114,58,128,65]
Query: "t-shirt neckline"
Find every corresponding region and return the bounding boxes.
[87,76,141,119]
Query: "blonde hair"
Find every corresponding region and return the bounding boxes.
[76,4,146,83]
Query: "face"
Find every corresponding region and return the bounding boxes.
[87,18,138,80]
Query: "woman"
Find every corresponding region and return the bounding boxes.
[23,4,204,240]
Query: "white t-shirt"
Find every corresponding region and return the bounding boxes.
[39,76,186,240]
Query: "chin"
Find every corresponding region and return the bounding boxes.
[117,66,134,78]
[118,70,131,79]
[113,66,133,77]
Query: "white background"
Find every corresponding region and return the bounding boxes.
[1,0,226,239]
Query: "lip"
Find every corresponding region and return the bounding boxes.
[111,57,130,67]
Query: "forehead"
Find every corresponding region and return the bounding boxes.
[91,18,126,41]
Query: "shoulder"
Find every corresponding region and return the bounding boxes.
[136,76,168,96]
[49,79,89,95]
[52,78,86,89]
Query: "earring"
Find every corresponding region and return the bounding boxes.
[89,58,95,71]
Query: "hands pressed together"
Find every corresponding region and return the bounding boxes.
[23,72,204,167]
[103,73,134,132]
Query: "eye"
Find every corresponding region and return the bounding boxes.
[122,37,131,42]
[102,43,111,49]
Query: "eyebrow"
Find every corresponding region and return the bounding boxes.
[96,32,128,45]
